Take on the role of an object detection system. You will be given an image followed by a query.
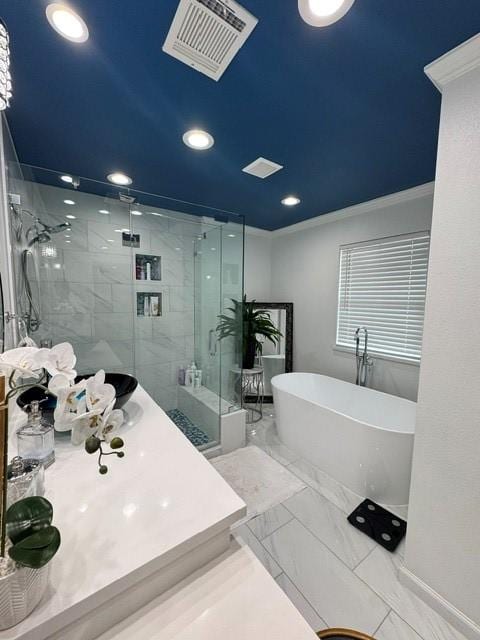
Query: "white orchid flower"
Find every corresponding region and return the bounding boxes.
[48,374,87,432]
[0,346,49,378]
[71,409,105,446]
[42,343,77,381]
[85,370,115,414]
[99,403,124,442]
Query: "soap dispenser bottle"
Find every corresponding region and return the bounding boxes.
[16,401,55,469]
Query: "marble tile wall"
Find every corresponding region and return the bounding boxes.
[31,183,201,412]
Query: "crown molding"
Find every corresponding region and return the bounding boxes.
[270,182,434,238]
[425,32,480,92]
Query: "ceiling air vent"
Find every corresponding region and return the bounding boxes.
[163,0,258,81]
[242,157,284,179]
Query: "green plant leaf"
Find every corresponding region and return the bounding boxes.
[9,526,61,569]
[6,497,53,545]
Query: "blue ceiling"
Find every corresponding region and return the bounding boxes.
[2,1,480,230]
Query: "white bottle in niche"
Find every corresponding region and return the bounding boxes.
[150,296,159,316]
[146,262,151,280]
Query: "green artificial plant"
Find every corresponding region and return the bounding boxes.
[6,496,60,569]
[217,295,283,369]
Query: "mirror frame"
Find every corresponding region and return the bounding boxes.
[252,302,293,402]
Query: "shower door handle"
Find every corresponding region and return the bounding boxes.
[209,329,217,356]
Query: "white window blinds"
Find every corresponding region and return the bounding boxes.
[336,231,430,362]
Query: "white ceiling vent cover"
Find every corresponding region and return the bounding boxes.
[242,157,284,179]
[163,0,258,81]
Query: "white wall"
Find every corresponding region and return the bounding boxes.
[244,229,272,302]
[270,191,433,401]
[404,41,480,635]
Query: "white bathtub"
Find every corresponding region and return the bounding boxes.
[272,373,415,506]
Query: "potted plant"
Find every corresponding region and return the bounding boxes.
[0,496,60,629]
[217,295,283,369]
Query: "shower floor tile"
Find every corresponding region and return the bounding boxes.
[166,409,211,447]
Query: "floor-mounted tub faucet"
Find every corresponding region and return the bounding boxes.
[355,327,373,386]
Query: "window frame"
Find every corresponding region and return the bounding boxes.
[335,231,430,365]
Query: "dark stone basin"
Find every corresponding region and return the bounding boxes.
[16,373,138,425]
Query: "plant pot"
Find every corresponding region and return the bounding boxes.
[243,341,256,370]
[0,564,49,630]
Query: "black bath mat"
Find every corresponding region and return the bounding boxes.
[347,499,406,552]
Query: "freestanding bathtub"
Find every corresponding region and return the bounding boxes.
[271,373,416,506]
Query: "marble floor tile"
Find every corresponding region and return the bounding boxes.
[263,519,389,635]
[355,547,467,640]
[233,524,282,579]
[287,457,361,515]
[283,487,375,569]
[375,611,422,640]
[275,573,328,633]
[247,503,294,540]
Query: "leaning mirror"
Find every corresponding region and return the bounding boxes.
[252,302,293,402]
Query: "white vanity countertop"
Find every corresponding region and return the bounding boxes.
[97,541,319,640]
[1,385,246,640]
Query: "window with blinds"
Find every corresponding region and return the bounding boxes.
[336,231,430,362]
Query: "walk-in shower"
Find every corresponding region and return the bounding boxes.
[4,162,245,452]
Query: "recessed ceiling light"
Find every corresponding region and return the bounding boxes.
[99,209,109,214]
[46,4,89,43]
[107,172,132,186]
[131,210,142,216]
[298,0,355,26]
[101,246,108,250]
[65,240,71,243]
[64,199,75,205]
[147,211,164,217]
[227,234,236,238]
[66,214,76,219]
[211,247,216,251]
[61,174,73,183]
[107,239,114,243]
[183,129,214,150]
[281,196,301,206]
[64,234,71,238]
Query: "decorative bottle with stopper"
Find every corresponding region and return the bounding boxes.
[16,401,55,469]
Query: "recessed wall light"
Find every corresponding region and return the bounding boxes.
[107,172,132,186]
[298,0,355,26]
[99,209,109,214]
[183,129,214,150]
[61,174,73,183]
[281,196,301,206]
[46,4,89,43]
[131,210,142,216]
[64,199,75,205]
[66,214,76,219]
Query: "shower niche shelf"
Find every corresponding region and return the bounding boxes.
[135,254,161,281]
[137,292,162,317]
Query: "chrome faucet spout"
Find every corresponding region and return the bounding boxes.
[354,327,371,386]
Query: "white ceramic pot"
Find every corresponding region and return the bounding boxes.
[0,564,49,630]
